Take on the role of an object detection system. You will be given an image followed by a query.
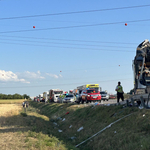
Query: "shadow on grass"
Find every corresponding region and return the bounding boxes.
[0,101,141,150]
[0,103,78,150]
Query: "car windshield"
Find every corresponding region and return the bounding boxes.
[54,91,63,94]
[100,92,107,94]
[87,90,98,93]
[66,95,73,97]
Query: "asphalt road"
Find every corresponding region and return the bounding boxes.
[101,99,117,104]
[80,99,118,106]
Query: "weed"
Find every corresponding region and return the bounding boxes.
[32,126,37,132]
[25,137,29,143]
[17,131,22,135]
[20,112,27,117]
[28,130,36,137]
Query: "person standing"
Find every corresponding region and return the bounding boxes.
[115,81,124,103]
[22,101,25,107]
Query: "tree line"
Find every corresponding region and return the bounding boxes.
[0,93,30,99]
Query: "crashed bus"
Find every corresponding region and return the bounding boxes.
[133,39,150,94]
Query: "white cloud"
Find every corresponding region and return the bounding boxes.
[59,74,63,78]
[0,70,30,83]
[17,71,45,79]
[46,73,62,79]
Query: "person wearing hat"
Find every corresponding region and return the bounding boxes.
[115,81,124,103]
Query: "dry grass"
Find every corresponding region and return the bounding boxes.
[0,99,24,104]
[4,101,150,150]
[0,104,27,150]
[0,103,67,150]
[0,132,28,150]
[0,104,21,116]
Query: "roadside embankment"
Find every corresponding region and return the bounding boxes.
[29,101,150,150]
[0,102,67,150]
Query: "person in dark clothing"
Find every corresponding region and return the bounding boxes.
[115,81,124,103]
[22,101,25,107]
[26,101,29,108]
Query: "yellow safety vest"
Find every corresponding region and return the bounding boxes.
[117,85,123,93]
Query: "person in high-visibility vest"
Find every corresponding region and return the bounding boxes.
[115,81,124,103]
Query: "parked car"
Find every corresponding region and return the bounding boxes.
[100,91,109,101]
[109,95,116,99]
[75,90,82,104]
[80,89,101,104]
[63,94,76,103]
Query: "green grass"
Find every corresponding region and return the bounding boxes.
[26,131,66,150]
[28,101,150,150]
[0,99,24,104]
[1,101,150,150]
[0,103,68,150]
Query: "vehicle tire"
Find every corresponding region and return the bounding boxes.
[77,98,81,104]
[85,98,89,103]
[81,99,84,104]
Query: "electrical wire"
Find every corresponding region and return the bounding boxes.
[27,73,133,84]
[0,38,135,49]
[0,4,150,20]
[0,41,135,52]
[0,18,150,34]
[42,64,131,72]
[0,78,132,89]
[0,35,138,45]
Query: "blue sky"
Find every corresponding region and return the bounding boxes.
[0,0,150,97]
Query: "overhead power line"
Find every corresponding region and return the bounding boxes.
[0,35,138,45]
[0,38,135,48]
[0,18,150,34]
[30,73,132,84]
[0,4,150,20]
[0,78,132,89]
[0,41,135,52]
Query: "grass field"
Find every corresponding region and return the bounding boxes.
[0,103,67,150]
[29,101,150,150]
[1,101,150,149]
[0,99,25,104]
[0,104,21,116]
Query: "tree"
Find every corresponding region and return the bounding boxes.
[23,94,30,99]
[7,94,13,99]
